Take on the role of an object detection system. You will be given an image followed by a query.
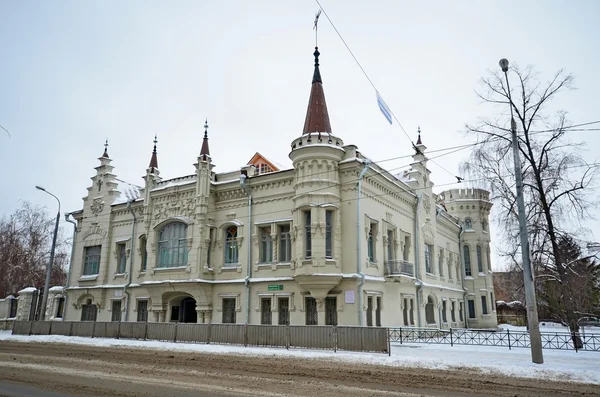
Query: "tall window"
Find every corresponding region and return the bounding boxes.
[158,222,188,268]
[487,249,492,271]
[403,236,410,262]
[403,298,409,326]
[206,228,214,267]
[463,245,472,276]
[464,218,473,230]
[451,301,456,322]
[366,296,373,326]
[490,292,495,311]
[259,227,272,263]
[448,254,453,280]
[459,302,464,322]
[278,297,290,325]
[117,243,127,273]
[81,299,97,322]
[222,298,236,323]
[477,245,483,273]
[137,300,148,322]
[481,295,489,315]
[140,236,147,272]
[55,297,65,319]
[83,245,101,275]
[425,244,433,274]
[325,297,337,326]
[375,296,382,327]
[368,223,376,262]
[409,298,415,325]
[304,210,312,259]
[438,249,444,277]
[9,298,18,318]
[425,296,435,324]
[278,224,292,262]
[261,298,272,325]
[442,300,447,323]
[468,299,476,319]
[387,230,394,263]
[224,226,238,265]
[111,300,122,322]
[305,297,317,325]
[325,210,333,258]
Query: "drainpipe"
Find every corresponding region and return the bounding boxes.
[356,160,370,326]
[414,194,423,327]
[458,225,468,328]
[124,200,137,322]
[63,212,78,321]
[240,173,252,325]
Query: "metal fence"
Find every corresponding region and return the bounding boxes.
[10,321,389,354]
[388,327,600,352]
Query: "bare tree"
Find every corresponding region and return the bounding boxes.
[0,201,68,297]
[461,64,598,339]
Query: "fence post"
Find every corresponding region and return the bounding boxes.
[333,326,337,353]
[117,321,121,339]
[450,328,453,347]
[69,321,73,337]
[27,321,32,336]
[144,322,148,340]
[507,329,511,350]
[92,321,97,338]
[388,328,391,357]
[244,324,248,347]
[285,325,290,350]
[207,323,211,344]
[399,327,402,345]
[173,323,178,343]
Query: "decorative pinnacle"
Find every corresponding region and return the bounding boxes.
[153,134,157,152]
[416,126,422,145]
[312,47,322,84]
[102,139,109,158]
[204,118,209,139]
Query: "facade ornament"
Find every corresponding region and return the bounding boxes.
[423,194,431,214]
[91,198,104,215]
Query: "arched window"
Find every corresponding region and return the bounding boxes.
[225,226,238,265]
[476,245,483,273]
[425,296,435,324]
[463,245,472,276]
[158,223,188,268]
[464,218,473,230]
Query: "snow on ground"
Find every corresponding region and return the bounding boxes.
[499,323,600,334]
[1,330,599,385]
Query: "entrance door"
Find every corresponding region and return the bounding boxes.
[181,297,197,323]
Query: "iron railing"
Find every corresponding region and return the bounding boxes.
[388,327,600,352]
[385,259,414,277]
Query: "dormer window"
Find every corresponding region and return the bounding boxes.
[464,218,473,231]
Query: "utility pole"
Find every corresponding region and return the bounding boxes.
[499,58,544,364]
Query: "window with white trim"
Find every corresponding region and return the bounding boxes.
[442,300,448,323]
[468,299,476,319]
[224,226,238,265]
[278,224,292,262]
[463,245,472,276]
[116,242,127,273]
[464,218,473,230]
[304,210,312,259]
[386,229,394,263]
[438,248,444,277]
[222,298,236,323]
[481,295,489,315]
[425,244,433,274]
[158,222,188,268]
[111,300,122,322]
[83,245,101,275]
[368,222,378,263]
[451,301,456,322]
[325,210,333,259]
[139,235,147,272]
[259,226,272,264]
[136,300,148,322]
[477,245,484,273]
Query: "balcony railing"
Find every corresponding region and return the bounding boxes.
[385,259,414,277]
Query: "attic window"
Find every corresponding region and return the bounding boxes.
[257,163,273,175]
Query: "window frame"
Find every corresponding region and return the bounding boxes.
[325,210,334,259]
[259,226,273,264]
[83,245,101,276]
[139,235,148,272]
[136,299,148,322]
[481,295,489,315]
[224,225,239,266]
[463,245,472,276]
[468,299,476,319]
[222,298,237,323]
[477,245,484,273]
[424,243,433,274]
[278,224,292,263]
[464,218,473,231]
[111,300,122,322]
[304,210,312,259]
[116,242,127,274]
[157,222,189,268]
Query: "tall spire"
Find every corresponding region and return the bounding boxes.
[302,47,332,135]
[148,135,158,171]
[200,119,210,160]
[102,139,109,158]
[416,126,423,145]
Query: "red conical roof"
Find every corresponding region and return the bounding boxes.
[148,135,158,171]
[200,119,210,160]
[302,47,332,135]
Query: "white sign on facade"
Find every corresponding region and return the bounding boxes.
[345,290,355,304]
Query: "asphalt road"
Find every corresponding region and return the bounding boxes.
[1,341,598,397]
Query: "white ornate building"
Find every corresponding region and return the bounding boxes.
[60,46,497,329]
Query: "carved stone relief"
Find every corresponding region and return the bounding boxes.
[91,198,104,215]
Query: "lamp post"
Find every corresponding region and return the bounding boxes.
[498,59,544,364]
[36,185,61,321]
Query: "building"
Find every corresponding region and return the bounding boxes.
[60,46,497,328]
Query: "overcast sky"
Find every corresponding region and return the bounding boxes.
[1,0,599,270]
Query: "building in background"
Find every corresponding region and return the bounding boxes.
[55,46,496,328]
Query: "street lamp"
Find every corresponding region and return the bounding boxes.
[499,59,544,364]
[36,185,61,321]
